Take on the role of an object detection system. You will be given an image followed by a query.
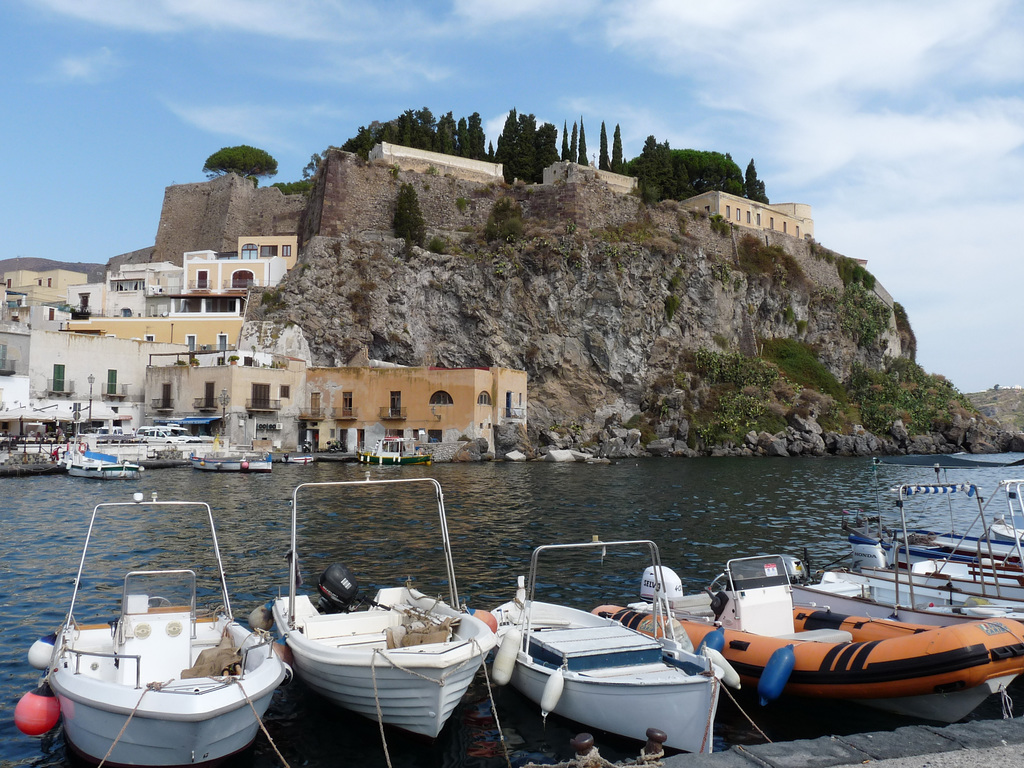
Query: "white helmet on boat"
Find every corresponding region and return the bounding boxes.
[639,566,684,601]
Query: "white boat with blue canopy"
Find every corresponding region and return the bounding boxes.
[64,446,142,480]
[489,539,723,755]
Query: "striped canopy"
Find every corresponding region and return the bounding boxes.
[891,483,977,497]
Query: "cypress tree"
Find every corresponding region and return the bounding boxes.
[494,109,520,183]
[577,118,587,165]
[514,112,537,183]
[599,121,610,171]
[561,121,570,162]
[744,159,769,203]
[611,124,623,173]
[468,112,486,160]
[393,183,425,247]
[534,122,559,181]
[456,116,469,157]
[570,123,578,165]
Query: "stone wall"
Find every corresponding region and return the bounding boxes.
[154,174,305,265]
[368,142,503,183]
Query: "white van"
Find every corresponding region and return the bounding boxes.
[136,426,201,444]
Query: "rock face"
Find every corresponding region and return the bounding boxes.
[245,149,932,457]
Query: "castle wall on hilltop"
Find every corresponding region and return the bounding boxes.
[368,142,503,183]
[153,174,305,265]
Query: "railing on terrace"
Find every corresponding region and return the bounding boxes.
[331,407,358,419]
[194,397,218,411]
[47,379,75,395]
[378,407,407,420]
[298,407,324,420]
[504,407,526,419]
[102,383,130,399]
[246,399,280,411]
[150,398,174,410]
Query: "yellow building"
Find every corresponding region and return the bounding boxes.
[682,191,814,240]
[301,365,528,453]
[3,267,90,305]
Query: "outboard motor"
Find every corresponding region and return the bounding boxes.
[317,563,362,613]
[639,565,684,603]
[780,555,808,585]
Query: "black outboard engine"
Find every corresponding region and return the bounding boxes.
[317,563,362,613]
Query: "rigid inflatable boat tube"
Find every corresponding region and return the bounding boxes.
[758,644,795,706]
[492,628,521,686]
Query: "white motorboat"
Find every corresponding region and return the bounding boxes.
[279,453,315,465]
[28,496,288,766]
[489,540,721,755]
[271,478,497,740]
[65,446,142,480]
[190,450,273,473]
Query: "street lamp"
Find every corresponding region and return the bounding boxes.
[87,373,95,430]
[218,388,230,438]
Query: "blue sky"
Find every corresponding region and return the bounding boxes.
[2,1,1022,394]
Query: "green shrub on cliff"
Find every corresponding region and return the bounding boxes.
[760,339,846,403]
[848,358,974,434]
[484,197,524,242]
[838,283,891,347]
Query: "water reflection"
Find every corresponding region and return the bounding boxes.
[3,455,1023,767]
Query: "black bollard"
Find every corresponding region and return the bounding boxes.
[644,728,668,756]
[570,733,595,757]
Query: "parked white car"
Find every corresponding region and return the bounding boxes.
[136,426,202,444]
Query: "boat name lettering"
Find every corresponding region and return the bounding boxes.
[977,621,1010,636]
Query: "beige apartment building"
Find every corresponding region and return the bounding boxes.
[301,365,528,453]
[683,191,814,240]
[3,267,90,305]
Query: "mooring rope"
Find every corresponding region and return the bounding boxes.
[370,651,395,768]
[720,682,772,743]
[234,677,292,768]
[96,680,166,768]
[473,636,514,768]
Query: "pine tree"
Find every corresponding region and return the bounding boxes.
[599,122,610,171]
[611,124,623,173]
[577,118,587,165]
[561,121,570,162]
[570,123,578,165]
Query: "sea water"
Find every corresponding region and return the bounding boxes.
[3,455,1022,766]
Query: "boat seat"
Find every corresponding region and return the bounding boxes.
[529,624,663,671]
[774,628,853,643]
[301,610,400,642]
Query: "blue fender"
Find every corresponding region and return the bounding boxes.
[697,626,726,654]
[758,644,795,706]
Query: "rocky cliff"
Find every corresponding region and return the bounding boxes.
[252,150,911,446]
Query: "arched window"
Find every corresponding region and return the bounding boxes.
[429,391,453,405]
[231,269,255,289]
[477,391,491,406]
[241,243,258,260]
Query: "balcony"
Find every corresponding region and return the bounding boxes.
[194,397,218,412]
[298,407,324,420]
[504,407,526,420]
[188,280,213,291]
[47,379,75,396]
[150,398,175,411]
[246,399,280,412]
[332,407,358,420]
[378,406,407,420]
[102,383,130,400]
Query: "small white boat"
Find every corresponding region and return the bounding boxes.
[30,496,288,766]
[489,540,722,755]
[190,450,273,473]
[65,446,142,480]
[279,454,315,465]
[271,477,496,740]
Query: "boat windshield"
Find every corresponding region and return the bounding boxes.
[727,556,791,591]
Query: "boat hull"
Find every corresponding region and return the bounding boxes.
[357,452,431,466]
[190,455,272,473]
[49,623,285,767]
[67,464,141,480]
[272,589,494,739]
[678,610,1024,722]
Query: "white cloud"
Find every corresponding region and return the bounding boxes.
[52,46,119,83]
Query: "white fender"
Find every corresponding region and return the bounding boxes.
[491,628,521,686]
[540,668,564,716]
[28,635,56,671]
[703,646,740,689]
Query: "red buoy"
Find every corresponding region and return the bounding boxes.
[471,608,498,633]
[15,682,60,736]
[241,461,250,471]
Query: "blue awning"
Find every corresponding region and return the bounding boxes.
[155,416,221,425]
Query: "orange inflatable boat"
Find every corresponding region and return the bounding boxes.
[595,554,1024,722]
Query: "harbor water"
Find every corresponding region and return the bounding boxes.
[3,454,1023,767]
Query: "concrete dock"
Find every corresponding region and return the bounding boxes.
[664,717,1024,768]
